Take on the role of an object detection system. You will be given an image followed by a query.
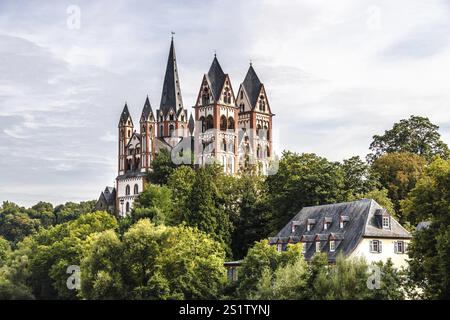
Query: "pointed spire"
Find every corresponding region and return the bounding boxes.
[188,113,195,134]
[207,55,226,102]
[242,64,262,108]
[159,37,183,116]
[119,102,132,126]
[141,95,154,120]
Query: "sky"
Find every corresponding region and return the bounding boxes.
[1,0,450,207]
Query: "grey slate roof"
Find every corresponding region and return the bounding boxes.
[416,221,432,231]
[102,186,116,205]
[159,38,183,116]
[206,56,226,102]
[270,199,412,261]
[119,103,132,126]
[242,65,262,108]
[141,96,154,120]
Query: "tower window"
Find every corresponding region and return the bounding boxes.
[134,184,139,194]
[126,202,130,213]
[125,185,130,195]
[220,115,227,131]
[169,124,175,136]
[227,117,235,130]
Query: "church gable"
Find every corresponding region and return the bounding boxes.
[126,132,141,149]
[195,75,213,107]
[252,85,272,115]
[218,75,236,106]
[236,84,252,113]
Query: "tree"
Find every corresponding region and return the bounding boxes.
[131,184,173,226]
[231,172,272,259]
[401,158,450,299]
[236,240,302,298]
[16,211,118,299]
[53,200,96,224]
[29,202,55,228]
[367,115,449,162]
[371,152,426,219]
[0,201,41,244]
[148,149,177,185]
[251,253,309,300]
[0,237,10,267]
[340,156,379,198]
[81,219,226,300]
[186,164,233,254]
[166,166,196,224]
[266,152,346,233]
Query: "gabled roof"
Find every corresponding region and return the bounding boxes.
[141,96,154,120]
[272,199,412,261]
[102,186,116,205]
[159,38,183,116]
[242,64,262,108]
[206,56,226,102]
[119,103,132,126]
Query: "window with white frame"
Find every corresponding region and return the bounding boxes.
[330,240,336,252]
[302,243,307,254]
[315,241,321,252]
[370,240,382,253]
[394,241,405,254]
[277,243,282,252]
[382,216,390,229]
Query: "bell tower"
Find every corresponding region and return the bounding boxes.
[140,96,156,172]
[118,103,133,176]
[193,55,239,174]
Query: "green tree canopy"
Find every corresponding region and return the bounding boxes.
[81,219,226,300]
[367,115,449,162]
[371,152,426,220]
[148,149,177,185]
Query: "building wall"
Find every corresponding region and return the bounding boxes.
[116,176,145,217]
[350,237,411,269]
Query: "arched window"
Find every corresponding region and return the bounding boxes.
[128,130,131,138]
[220,115,227,131]
[159,125,164,136]
[239,103,244,113]
[134,184,139,194]
[126,202,130,213]
[169,113,174,121]
[169,124,175,136]
[205,115,214,130]
[199,116,206,133]
[266,127,270,140]
[222,139,227,152]
[256,124,262,137]
[240,91,243,99]
[263,125,268,140]
[227,117,235,130]
[125,185,130,195]
[257,145,261,158]
[266,146,270,158]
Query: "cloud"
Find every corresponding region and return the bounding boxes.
[1,0,450,206]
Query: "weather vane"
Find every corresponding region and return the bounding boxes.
[171,31,175,39]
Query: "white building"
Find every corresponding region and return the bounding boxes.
[269,199,412,269]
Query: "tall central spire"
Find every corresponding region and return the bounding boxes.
[159,37,183,116]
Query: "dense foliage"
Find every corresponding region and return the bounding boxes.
[1,115,449,299]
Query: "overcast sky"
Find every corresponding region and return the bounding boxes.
[1,0,450,207]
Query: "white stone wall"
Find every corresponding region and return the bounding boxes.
[116,176,145,217]
[350,237,411,269]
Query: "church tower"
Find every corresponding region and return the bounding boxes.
[156,37,188,147]
[193,55,239,174]
[140,96,156,172]
[236,64,274,174]
[118,103,133,176]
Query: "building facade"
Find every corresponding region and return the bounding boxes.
[96,37,275,217]
[269,199,412,269]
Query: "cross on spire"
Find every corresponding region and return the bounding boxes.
[171,31,175,39]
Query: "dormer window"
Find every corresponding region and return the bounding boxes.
[307,219,316,231]
[340,215,349,229]
[291,221,301,233]
[382,216,390,229]
[324,217,332,230]
[315,241,321,253]
[329,240,336,252]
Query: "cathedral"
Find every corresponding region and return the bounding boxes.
[95,37,274,217]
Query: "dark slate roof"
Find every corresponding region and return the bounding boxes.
[159,38,183,116]
[102,186,116,205]
[188,113,195,134]
[119,103,132,126]
[141,96,154,120]
[272,199,412,261]
[242,64,262,108]
[206,56,226,102]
